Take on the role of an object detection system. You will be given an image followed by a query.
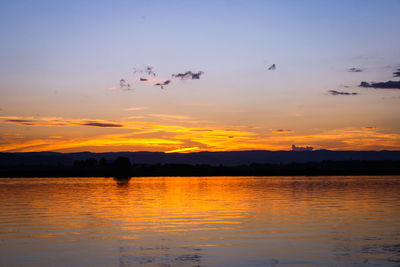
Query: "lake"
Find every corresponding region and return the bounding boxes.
[1,176,399,266]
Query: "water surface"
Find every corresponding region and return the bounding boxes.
[1,176,400,266]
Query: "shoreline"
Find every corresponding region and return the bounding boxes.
[1,160,400,178]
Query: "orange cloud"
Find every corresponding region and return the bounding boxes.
[149,114,191,120]
[0,116,125,128]
[126,116,145,120]
[1,115,399,152]
[272,129,294,134]
[124,106,148,111]
[166,147,201,153]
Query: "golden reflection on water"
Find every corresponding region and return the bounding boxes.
[0,176,400,266]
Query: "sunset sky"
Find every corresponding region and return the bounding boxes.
[1,0,400,152]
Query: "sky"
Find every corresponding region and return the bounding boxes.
[0,0,400,153]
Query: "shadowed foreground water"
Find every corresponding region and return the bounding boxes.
[0,176,400,266]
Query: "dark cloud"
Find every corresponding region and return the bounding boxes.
[144,66,156,76]
[359,80,400,89]
[120,79,132,90]
[292,144,313,151]
[328,90,359,95]
[273,129,293,133]
[5,119,35,126]
[80,121,124,128]
[393,69,400,77]
[348,68,363,72]
[154,80,171,89]
[139,78,148,81]
[364,126,378,130]
[172,71,204,80]
[268,64,276,70]
[133,66,156,76]
[2,117,126,128]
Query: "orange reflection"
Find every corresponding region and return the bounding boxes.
[1,176,400,266]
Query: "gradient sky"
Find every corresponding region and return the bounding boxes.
[1,0,400,152]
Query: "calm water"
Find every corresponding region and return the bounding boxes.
[1,176,400,267]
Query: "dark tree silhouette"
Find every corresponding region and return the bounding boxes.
[85,158,98,168]
[99,158,108,167]
[113,157,132,179]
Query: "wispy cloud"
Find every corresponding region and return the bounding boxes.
[0,116,126,128]
[272,129,294,134]
[348,67,363,72]
[154,80,171,89]
[126,116,145,120]
[328,90,359,95]
[5,119,35,126]
[105,86,117,90]
[363,126,378,130]
[172,71,204,80]
[124,106,148,111]
[133,66,156,76]
[359,81,400,89]
[79,121,123,128]
[1,122,400,152]
[150,114,191,120]
[393,68,400,77]
[166,147,201,153]
[120,79,132,90]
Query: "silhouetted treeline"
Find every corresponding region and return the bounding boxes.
[1,157,400,177]
[2,150,400,167]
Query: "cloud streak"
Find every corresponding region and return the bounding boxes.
[120,79,132,90]
[1,116,126,128]
[5,119,35,126]
[359,81,400,89]
[154,80,171,89]
[172,71,204,80]
[1,118,400,152]
[79,121,124,128]
[272,129,293,133]
[133,66,156,76]
[124,106,148,111]
[328,90,359,95]
[348,67,363,72]
[150,114,191,120]
[364,126,378,130]
[393,69,400,77]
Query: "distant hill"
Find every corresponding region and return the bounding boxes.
[1,150,400,166]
